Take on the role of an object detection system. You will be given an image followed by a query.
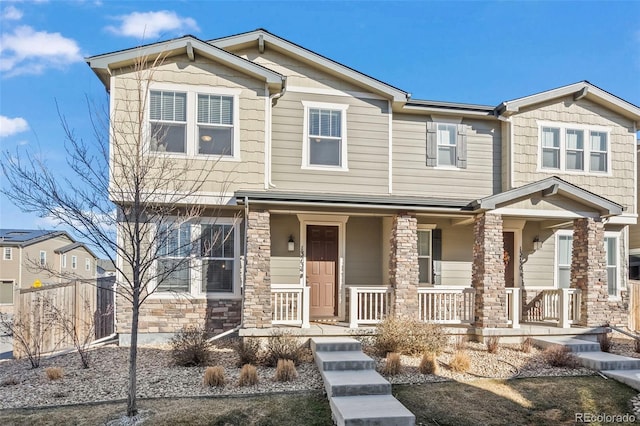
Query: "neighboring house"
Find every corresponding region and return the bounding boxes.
[0,229,97,314]
[97,259,116,278]
[87,29,640,344]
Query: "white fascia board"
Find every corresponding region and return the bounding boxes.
[210,31,408,102]
[401,104,497,119]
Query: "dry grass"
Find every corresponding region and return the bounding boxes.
[238,364,258,387]
[381,352,402,376]
[449,351,470,373]
[486,336,500,354]
[374,316,447,356]
[418,352,438,375]
[597,333,612,352]
[542,346,577,368]
[169,326,213,367]
[521,337,533,354]
[274,359,298,382]
[453,335,467,351]
[45,367,64,381]
[203,366,225,387]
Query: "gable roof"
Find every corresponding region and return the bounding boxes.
[86,35,284,92]
[54,242,97,258]
[496,81,640,124]
[0,229,67,247]
[209,28,409,103]
[469,176,623,217]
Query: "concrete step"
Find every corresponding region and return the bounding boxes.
[575,352,640,370]
[331,395,416,426]
[311,337,362,353]
[322,369,391,397]
[315,350,375,372]
[601,370,640,392]
[531,336,601,353]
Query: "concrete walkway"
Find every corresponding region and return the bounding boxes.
[311,337,415,426]
[532,336,640,391]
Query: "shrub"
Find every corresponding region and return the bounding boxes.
[521,337,533,354]
[374,316,447,356]
[419,352,438,375]
[449,351,470,373]
[381,352,402,376]
[274,359,298,382]
[45,367,64,381]
[264,331,303,367]
[238,364,258,386]
[597,333,612,353]
[453,335,467,351]
[543,346,577,368]
[486,336,500,354]
[203,366,225,387]
[170,326,213,367]
[235,338,261,367]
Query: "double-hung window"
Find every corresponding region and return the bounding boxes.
[200,224,235,293]
[157,222,192,292]
[197,94,234,156]
[3,247,11,260]
[426,121,467,168]
[85,258,91,272]
[62,254,67,268]
[39,251,46,267]
[556,233,572,288]
[150,90,187,153]
[436,124,457,167]
[605,236,618,296]
[539,122,609,173]
[302,101,348,170]
[72,255,77,269]
[418,229,432,284]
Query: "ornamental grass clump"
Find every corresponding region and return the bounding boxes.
[374,316,447,356]
[238,364,258,386]
[486,336,500,354]
[203,366,225,387]
[419,352,438,375]
[45,367,64,381]
[381,352,402,376]
[274,359,298,382]
[264,331,303,367]
[449,351,471,373]
[453,335,467,351]
[170,326,213,367]
[521,337,533,354]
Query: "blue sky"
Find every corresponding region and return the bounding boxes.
[1,0,639,236]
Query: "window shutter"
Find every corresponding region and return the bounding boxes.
[426,121,437,167]
[456,124,467,169]
[432,228,442,285]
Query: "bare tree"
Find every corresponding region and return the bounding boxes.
[1,53,231,416]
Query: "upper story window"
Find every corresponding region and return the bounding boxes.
[3,247,11,260]
[39,250,46,266]
[62,254,67,268]
[426,121,467,169]
[302,101,349,171]
[85,258,91,272]
[149,85,240,159]
[539,122,609,173]
[72,255,77,269]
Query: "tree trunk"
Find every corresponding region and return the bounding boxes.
[126,288,140,417]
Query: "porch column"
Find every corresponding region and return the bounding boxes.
[243,210,272,329]
[472,213,508,328]
[389,212,419,318]
[571,217,608,327]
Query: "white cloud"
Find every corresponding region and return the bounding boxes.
[0,115,29,137]
[105,10,199,39]
[0,25,83,76]
[2,5,23,20]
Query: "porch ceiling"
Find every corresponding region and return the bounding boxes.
[469,176,623,218]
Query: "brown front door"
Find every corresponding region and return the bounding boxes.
[307,225,338,318]
[503,231,515,288]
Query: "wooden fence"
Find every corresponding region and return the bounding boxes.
[14,280,100,357]
[629,280,640,332]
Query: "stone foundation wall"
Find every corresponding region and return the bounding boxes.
[389,213,419,318]
[607,289,629,328]
[243,210,272,328]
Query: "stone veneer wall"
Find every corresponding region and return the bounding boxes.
[571,218,610,327]
[115,293,241,335]
[472,213,508,328]
[242,210,272,328]
[389,213,419,318]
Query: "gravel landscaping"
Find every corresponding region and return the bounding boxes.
[4,334,638,411]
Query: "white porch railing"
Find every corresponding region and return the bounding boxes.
[418,287,475,324]
[505,288,521,329]
[523,288,581,328]
[271,285,310,328]
[349,286,392,328]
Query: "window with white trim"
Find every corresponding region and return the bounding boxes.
[157,223,192,292]
[437,124,457,167]
[0,280,13,305]
[150,90,187,153]
[418,229,432,284]
[71,255,77,269]
[539,122,609,173]
[426,121,467,168]
[39,251,46,266]
[557,233,572,288]
[197,94,234,155]
[605,236,618,296]
[62,254,67,268]
[85,258,91,272]
[3,247,11,260]
[200,224,235,293]
[302,101,348,170]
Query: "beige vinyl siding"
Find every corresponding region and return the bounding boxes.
[232,47,370,93]
[0,246,20,288]
[501,120,511,191]
[392,114,501,199]
[630,149,640,252]
[511,96,636,213]
[440,225,474,286]
[522,223,556,288]
[271,91,390,194]
[111,55,267,199]
[270,214,301,285]
[345,217,383,285]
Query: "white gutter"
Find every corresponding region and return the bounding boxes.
[240,199,468,213]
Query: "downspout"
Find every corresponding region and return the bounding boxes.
[265,77,287,188]
[240,196,249,329]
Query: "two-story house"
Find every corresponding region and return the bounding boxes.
[0,229,97,314]
[87,29,640,345]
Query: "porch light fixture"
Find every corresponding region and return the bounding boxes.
[288,235,295,252]
[533,236,542,251]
